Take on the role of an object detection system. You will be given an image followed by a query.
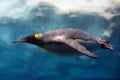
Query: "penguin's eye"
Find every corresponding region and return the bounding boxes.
[34,34,40,39]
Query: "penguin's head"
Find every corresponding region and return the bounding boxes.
[13,34,44,46]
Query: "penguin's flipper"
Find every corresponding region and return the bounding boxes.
[58,39,98,58]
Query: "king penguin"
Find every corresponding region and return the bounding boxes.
[13,28,114,58]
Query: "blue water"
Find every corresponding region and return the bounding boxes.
[0,1,120,80]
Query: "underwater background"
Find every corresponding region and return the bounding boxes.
[0,0,120,80]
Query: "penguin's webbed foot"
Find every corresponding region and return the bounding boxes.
[99,40,114,51]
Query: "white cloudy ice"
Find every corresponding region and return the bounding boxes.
[0,0,120,19]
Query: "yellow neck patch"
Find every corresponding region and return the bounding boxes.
[34,34,40,39]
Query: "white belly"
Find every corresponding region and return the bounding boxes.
[40,43,81,56]
[40,41,100,56]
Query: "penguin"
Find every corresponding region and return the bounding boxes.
[13,28,114,58]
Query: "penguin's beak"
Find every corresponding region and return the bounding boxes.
[13,38,27,43]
